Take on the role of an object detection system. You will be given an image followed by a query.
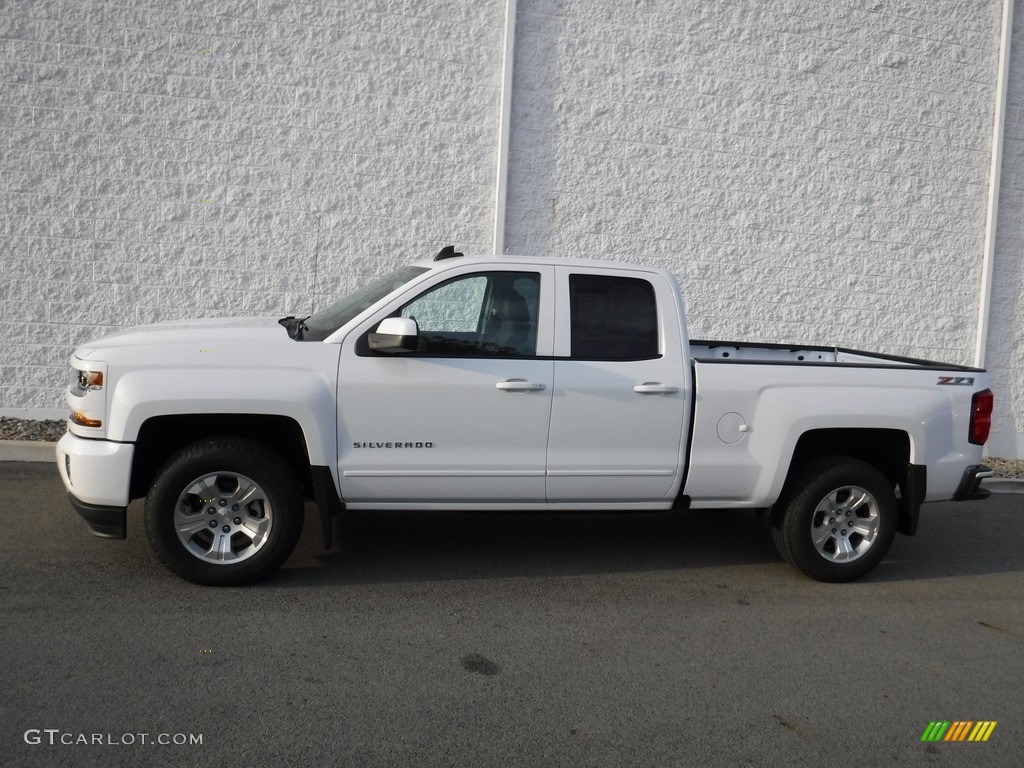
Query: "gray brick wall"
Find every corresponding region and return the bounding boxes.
[506,0,998,366]
[987,0,1024,458]
[1,0,502,412]
[2,0,1022,457]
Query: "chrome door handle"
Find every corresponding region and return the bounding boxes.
[633,382,679,394]
[496,379,546,392]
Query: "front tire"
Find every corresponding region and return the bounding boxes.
[772,457,896,582]
[145,437,304,585]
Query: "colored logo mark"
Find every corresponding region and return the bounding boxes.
[921,721,997,742]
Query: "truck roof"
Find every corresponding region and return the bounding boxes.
[410,250,678,281]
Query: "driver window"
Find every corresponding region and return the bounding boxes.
[399,272,540,357]
[402,276,487,334]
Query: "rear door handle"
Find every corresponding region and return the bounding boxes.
[633,382,679,394]
[496,379,546,392]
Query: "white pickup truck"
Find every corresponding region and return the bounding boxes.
[57,248,994,585]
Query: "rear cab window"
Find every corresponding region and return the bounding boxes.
[568,274,659,360]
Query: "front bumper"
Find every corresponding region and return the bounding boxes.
[67,494,127,539]
[952,464,994,502]
[56,431,134,538]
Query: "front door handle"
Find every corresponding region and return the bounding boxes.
[633,382,679,394]
[496,379,546,392]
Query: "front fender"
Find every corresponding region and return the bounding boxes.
[105,369,337,466]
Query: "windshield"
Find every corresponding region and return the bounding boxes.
[298,266,429,341]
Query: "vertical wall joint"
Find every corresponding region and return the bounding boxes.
[493,0,516,255]
[976,0,1014,368]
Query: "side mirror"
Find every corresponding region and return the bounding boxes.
[368,317,418,354]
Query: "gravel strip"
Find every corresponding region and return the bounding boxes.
[982,457,1024,479]
[0,417,67,443]
[3,418,1024,478]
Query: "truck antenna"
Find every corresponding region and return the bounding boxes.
[433,245,464,261]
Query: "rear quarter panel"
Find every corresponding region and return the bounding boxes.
[684,362,988,508]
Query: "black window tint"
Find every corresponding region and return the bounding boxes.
[569,275,658,360]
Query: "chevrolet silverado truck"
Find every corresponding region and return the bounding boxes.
[57,247,995,585]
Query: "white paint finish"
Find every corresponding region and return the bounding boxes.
[545,265,691,502]
[545,359,685,501]
[336,261,556,503]
[105,368,339,466]
[65,319,342,465]
[337,355,554,502]
[716,412,747,444]
[50,255,990,521]
[684,362,988,507]
[693,345,839,363]
[56,432,134,508]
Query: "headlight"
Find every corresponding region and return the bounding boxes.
[67,358,107,434]
[76,370,104,393]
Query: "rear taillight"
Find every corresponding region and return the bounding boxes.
[969,389,993,445]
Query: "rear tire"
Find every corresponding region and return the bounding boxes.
[772,457,896,582]
[144,437,304,586]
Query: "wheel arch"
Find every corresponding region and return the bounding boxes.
[771,454,899,582]
[130,414,313,502]
[785,428,923,536]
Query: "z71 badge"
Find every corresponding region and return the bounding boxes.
[937,376,975,386]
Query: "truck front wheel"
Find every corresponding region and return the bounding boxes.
[772,457,896,582]
[144,437,304,586]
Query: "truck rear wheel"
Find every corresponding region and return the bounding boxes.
[144,437,304,586]
[772,457,896,582]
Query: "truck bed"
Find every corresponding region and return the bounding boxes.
[690,340,982,371]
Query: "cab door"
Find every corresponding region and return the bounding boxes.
[545,268,689,503]
[337,266,555,505]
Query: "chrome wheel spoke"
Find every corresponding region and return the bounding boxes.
[812,525,834,547]
[209,531,233,561]
[833,536,856,560]
[176,516,209,537]
[816,494,840,516]
[844,488,869,512]
[810,484,880,563]
[240,516,269,542]
[174,472,273,566]
[230,479,260,507]
[187,476,219,502]
[850,519,878,538]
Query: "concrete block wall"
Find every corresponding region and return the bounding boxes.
[2,0,1022,458]
[1,0,502,413]
[506,0,999,367]
[987,0,1024,458]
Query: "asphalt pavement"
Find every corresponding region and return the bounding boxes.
[1,461,1021,768]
